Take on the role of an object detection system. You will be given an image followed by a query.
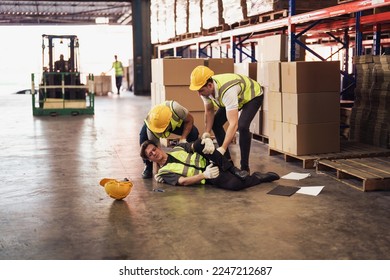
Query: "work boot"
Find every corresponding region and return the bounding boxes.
[253,172,280,183]
[141,164,153,179]
[229,166,249,181]
[241,166,250,174]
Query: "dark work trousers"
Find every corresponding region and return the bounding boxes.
[139,123,200,168]
[212,95,263,171]
[115,75,123,93]
[192,139,264,191]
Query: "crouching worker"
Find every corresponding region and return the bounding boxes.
[140,137,279,191]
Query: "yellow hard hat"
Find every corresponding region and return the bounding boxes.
[103,179,133,200]
[146,104,172,133]
[189,65,214,91]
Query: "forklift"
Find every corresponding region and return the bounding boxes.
[31,34,94,116]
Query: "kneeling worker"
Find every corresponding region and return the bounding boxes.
[140,137,279,191]
[139,100,199,179]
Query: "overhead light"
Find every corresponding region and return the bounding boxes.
[95,17,109,24]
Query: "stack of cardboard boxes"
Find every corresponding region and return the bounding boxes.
[279,61,341,155]
[350,55,390,149]
[255,34,305,140]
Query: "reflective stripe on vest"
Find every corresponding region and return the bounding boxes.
[157,146,207,184]
[212,73,261,109]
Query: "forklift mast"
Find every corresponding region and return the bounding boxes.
[42,34,79,73]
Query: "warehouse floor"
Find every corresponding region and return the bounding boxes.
[1,90,390,260]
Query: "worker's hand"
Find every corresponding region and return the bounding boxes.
[201,132,211,139]
[216,147,226,155]
[203,164,219,179]
[154,174,164,183]
[201,137,215,154]
[179,139,187,144]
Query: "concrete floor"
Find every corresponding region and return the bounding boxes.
[1,90,390,260]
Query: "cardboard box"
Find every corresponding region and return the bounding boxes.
[268,120,283,150]
[261,86,269,111]
[267,91,282,121]
[150,82,159,106]
[234,62,257,80]
[257,34,305,62]
[261,110,269,136]
[282,92,340,124]
[190,111,206,132]
[159,85,205,111]
[267,61,281,92]
[94,75,112,95]
[152,58,204,85]
[205,58,234,74]
[281,61,341,93]
[282,122,340,155]
[191,110,231,137]
[249,110,261,135]
[257,61,269,87]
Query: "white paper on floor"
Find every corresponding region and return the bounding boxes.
[296,186,324,196]
[281,172,311,180]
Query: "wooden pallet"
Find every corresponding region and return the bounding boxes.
[268,141,390,169]
[253,134,269,145]
[317,157,390,191]
[268,147,319,169]
[230,17,258,29]
[202,24,230,35]
[257,9,288,23]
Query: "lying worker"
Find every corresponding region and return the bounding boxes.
[140,136,279,191]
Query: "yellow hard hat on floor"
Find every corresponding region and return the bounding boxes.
[100,178,133,200]
[189,65,214,91]
[146,104,172,133]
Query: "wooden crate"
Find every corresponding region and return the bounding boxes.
[317,157,390,191]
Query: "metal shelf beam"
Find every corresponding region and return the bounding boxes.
[157,0,390,56]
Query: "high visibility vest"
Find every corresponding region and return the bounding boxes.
[145,100,183,138]
[157,146,208,184]
[212,74,262,109]
[113,61,124,76]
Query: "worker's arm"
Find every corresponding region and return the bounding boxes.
[221,109,239,151]
[204,102,215,134]
[179,112,194,142]
[178,163,218,185]
[177,173,206,186]
[155,171,204,186]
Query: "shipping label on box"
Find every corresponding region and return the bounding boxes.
[281,61,341,93]
[282,92,340,124]
[282,122,340,155]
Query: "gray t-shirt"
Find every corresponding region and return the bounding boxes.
[147,101,189,143]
